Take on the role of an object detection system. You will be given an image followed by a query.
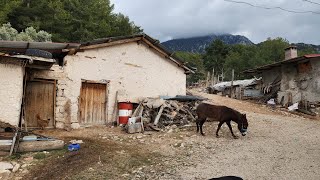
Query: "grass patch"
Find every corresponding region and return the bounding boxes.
[5,153,21,161]
[33,152,46,159]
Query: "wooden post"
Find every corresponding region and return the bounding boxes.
[206,71,211,87]
[113,91,119,126]
[211,68,215,86]
[221,69,224,82]
[230,69,234,98]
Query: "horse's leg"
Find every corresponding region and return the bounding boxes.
[196,121,199,133]
[216,121,224,138]
[199,118,206,136]
[226,121,238,139]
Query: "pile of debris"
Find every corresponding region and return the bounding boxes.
[126,95,206,133]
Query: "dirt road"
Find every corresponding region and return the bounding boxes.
[176,90,320,180]
[13,90,320,180]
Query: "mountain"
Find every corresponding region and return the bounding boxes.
[293,43,320,53]
[161,34,254,53]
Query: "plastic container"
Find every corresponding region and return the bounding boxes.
[68,143,80,151]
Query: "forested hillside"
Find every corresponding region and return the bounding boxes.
[0,0,141,42]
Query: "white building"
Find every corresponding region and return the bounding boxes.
[0,34,192,130]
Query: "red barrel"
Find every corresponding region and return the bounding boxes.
[118,102,133,125]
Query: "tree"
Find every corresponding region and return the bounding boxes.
[0,0,21,25]
[203,39,230,75]
[174,51,205,83]
[224,44,259,80]
[257,37,289,63]
[0,22,51,42]
[7,0,142,42]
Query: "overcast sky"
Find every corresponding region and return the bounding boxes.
[110,0,319,44]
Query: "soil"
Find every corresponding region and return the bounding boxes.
[10,89,320,180]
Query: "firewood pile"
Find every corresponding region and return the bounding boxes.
[130,95,206,131]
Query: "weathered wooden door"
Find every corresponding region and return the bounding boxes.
[80,82,107,125]
[25,80,55,128]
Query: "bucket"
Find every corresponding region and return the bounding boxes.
[118,102,133,124]
[68,143,80,151]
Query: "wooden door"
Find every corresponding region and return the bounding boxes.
[25,80,55,128]
[80,82,106,125]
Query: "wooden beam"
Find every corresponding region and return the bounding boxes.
[153,105,165,126]
[80,37,142,50]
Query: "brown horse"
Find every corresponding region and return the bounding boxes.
[196,103,248,138]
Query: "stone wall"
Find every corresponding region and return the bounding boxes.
[277,57,320,104]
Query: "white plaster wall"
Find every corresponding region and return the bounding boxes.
[32,42,187,127]
[0,63,24,127]
[64,42,186,123]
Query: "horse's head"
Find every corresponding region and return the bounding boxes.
[238,113,248,136]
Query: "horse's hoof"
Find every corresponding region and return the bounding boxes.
[216,135,220,138]
[201,133,206,136]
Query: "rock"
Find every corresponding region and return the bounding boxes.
[21,164,31,168]
[71,122,81,129]
[114,136,119,140]
[122,174,130,177]
[0,170,11,180]
[12,164,20,173]
[70,140,84,144]
[14,177,23,180]
[0,162,13,171]
[137,135,143,139]
[167,129,173,133]
[21,169,29,174]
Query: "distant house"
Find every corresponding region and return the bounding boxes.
[244,46,320,107]
[0,34,192,130]
[208,78,263,99]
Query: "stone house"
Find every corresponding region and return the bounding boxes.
[0,34,192,130]
[0,41,74,128]
[244,46,320,106]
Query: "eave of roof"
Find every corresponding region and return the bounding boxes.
[80,34,194,74]
[243,54,320,74]
[0,41,80,53]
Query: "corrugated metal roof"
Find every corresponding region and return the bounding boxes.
[243,54,320,74]
[0,54,55,64]
[0,41,80,50]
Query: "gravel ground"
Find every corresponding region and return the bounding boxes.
[9,90,320,180]
[173,90,320,180]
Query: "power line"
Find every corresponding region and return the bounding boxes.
[302,0,320,6]
[224,0,320,15]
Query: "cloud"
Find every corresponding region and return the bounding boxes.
[111,0,320,44]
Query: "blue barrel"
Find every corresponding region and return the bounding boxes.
[68,143,80,151]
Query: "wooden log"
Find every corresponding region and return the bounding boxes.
[17,140,64,152]
[186,109,196,121]
[153,105,165,125]
[132,103,142,117]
